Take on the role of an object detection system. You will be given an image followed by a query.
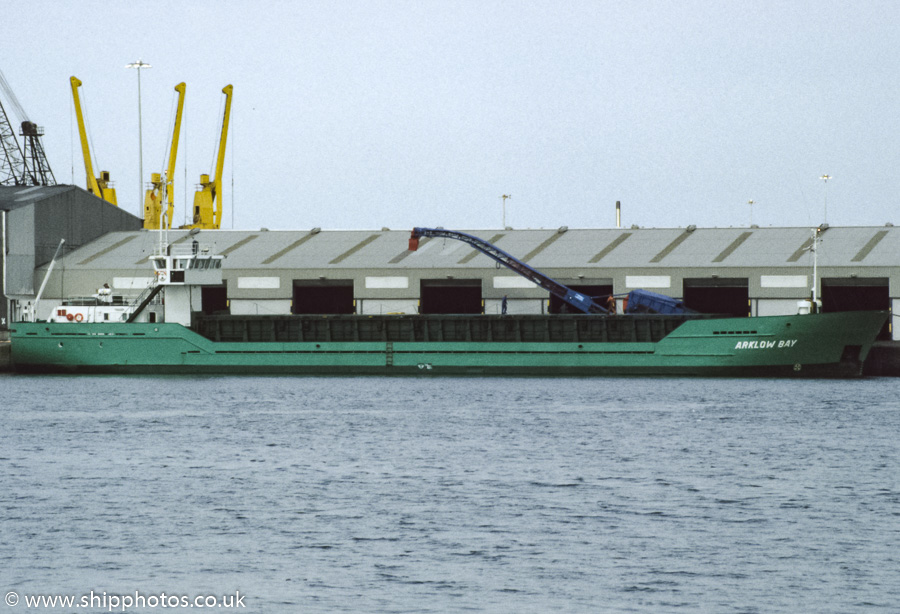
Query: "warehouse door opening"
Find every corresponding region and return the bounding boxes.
[201,285,229,315]
[292,279,355,314]
[549,284,612,314]
[822,278,890,339]
[420,279,482,314]
[683,278,749,317]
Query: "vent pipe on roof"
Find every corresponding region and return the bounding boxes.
[616,201,621,228]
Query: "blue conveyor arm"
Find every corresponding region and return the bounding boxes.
[409,227,609,314]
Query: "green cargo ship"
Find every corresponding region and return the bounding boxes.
[8,231,890,377]
[9,311,889,377]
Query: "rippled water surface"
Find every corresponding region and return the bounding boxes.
[1,375,899,613]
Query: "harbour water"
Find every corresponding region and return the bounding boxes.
[1,375,898,613]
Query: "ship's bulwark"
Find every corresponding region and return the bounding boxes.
[9,311,888,377]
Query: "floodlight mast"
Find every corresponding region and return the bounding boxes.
[127,59,152,213]
[820,174,832,223]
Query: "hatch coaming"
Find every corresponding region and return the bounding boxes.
[191,313,706,344]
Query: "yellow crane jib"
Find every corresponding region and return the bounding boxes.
[144,82,186,230]
[188,84,232,230]
[69,76,117,206]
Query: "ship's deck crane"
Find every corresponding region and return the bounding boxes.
[185,84,232,229]
[409,227,691,316]
[0,68,55,186]
[70,76,117,205]
[144,82,186,230]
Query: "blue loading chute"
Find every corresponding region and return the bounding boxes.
[409,228,692,316]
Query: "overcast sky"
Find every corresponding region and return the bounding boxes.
[3,0,898,231]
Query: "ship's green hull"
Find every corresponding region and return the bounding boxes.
[9,311,889,377]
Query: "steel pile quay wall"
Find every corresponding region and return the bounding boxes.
[27,224,900,328]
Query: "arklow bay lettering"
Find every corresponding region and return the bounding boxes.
[734,339,798,350]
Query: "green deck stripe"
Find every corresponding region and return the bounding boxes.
[79,235,137,265]
[458,234,505,264]
[851,230,889,262]
[329,233,381,264]
[650,231,692,263]
[589,233,631,263]
[262,233,318,265]
[712,231,753,263]
[522,232,565,263]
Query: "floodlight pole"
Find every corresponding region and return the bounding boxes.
[501,194,511,228]
[820,174,831,223]
[126,59,151,213]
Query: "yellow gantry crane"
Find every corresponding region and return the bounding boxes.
[185,84,232,229]
[69,76,117,206]
[143,82,186,230]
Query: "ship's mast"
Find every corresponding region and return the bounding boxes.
[810,225,825,312]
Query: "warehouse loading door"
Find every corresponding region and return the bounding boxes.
[822,278,890,339]
[549,284,612,314]
[420,279,482,314]
[683,278,749,317]
[201,286,229,315]
[292,279,355,314]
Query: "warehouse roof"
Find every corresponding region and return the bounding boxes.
[45,224,900,273]
[0,185,79,211]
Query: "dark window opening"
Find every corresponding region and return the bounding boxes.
[683,278,749,317]
[549,284,612,314]
[420,279,482,314]
[292,279,355,314]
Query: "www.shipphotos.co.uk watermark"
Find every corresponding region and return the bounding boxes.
[5,590,245,610]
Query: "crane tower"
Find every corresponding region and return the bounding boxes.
[20,121,56,185]
[0,68,55,186]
